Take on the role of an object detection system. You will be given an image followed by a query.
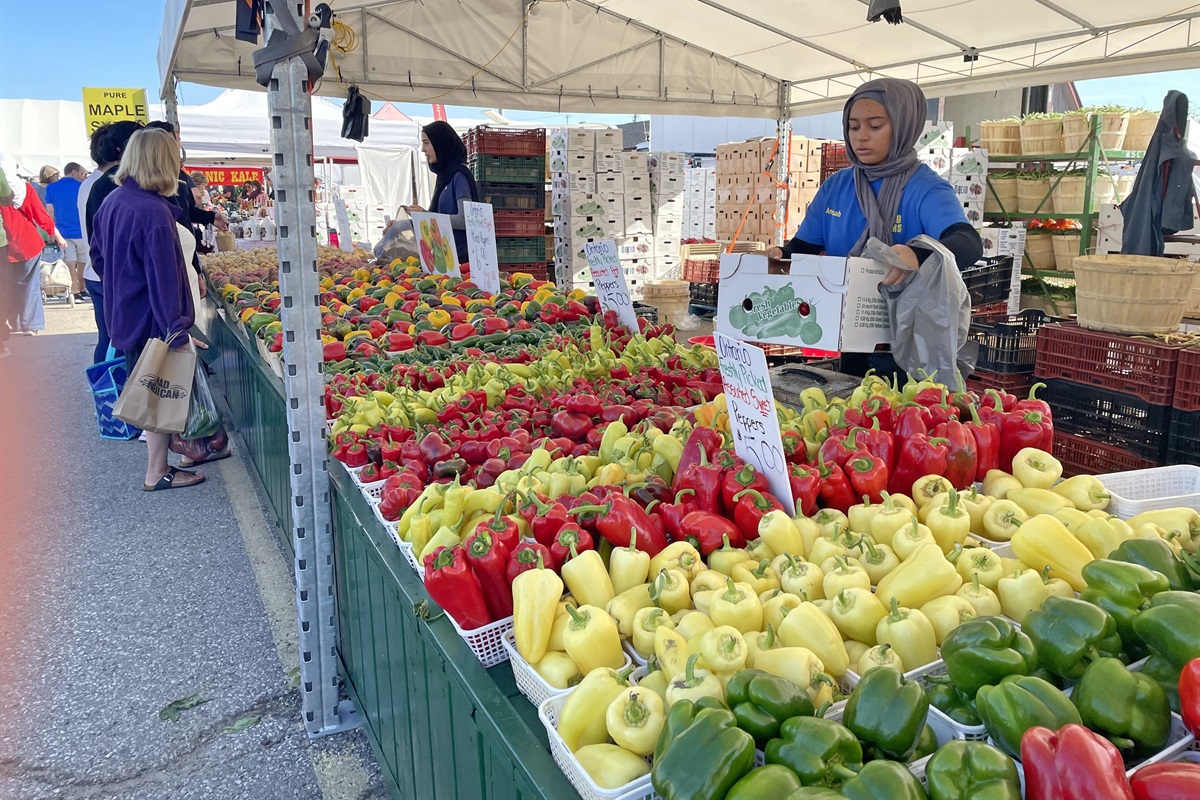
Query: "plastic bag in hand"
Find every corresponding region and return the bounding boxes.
[182,360,223,439]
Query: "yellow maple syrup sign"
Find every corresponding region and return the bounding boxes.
[82,88,149,134]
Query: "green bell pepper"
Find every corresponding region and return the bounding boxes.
[940,617,1039,698]
[975,675,1081,758]
[1151,589,1200,613]
[1079,559,1170,659]
[725,765,802,800]
[839,760,928,800]
[1132,602,1200,667]
[654,700,726,759]
[924,740,1021,800]
[1073,657,1171,756]
[1140,653,1182,713]
[927,680,983,727]
[651,703,755,800]
[765,716,863,790]
[1022,596,1127,681]
[843,665,929,760]
[1108,538,1195,591]
[910,723,939,763]
[726,668,815,747]
[785,789,845,800]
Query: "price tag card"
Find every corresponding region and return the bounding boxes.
[583,239,639,330]
[410,212,461,277]
[463,201,501,295]
[712,332,796,515]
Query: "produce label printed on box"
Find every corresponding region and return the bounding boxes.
[583,240,639,330]
[712,332,796,515]
[463,202,500,295]
[410,212,460,277]
[82,87,149,134]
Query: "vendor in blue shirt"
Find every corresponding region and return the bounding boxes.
[768,78,982,375]
[405,121,479,264]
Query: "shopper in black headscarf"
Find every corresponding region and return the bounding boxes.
[406,120,479,263]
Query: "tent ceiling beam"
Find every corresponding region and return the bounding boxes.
[529,36,661,88]
[365,10,525,89]
[1029,0,1098,32]
[692,0,869,67]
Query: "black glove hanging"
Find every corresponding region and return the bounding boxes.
[867,1,903,24]
[342,86,370,142]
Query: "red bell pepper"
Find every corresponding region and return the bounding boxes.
[964,405,1000,483]
[1014,382,1053,424]
[927,390,962,428]
[674,447,725,514]
[417,432,453,465]
[789,464,821,517]
[506,542,556,582]
[672,427,724,491]
[549,523,594,569]
[1021,724,1134,800]
[1181,658,1200,738]
[341,440,370,468]
[473,501,521,555]
[323,341,347,362]
[817,453,857,513]
[654,489,697,542]
[462,529,513,621]
[855,420,896,471]
[360,462,382,484]
[893,404,931,443]
[731,489,786,542]
[932,419,978,491]
[888,435,950,498]
[550,410,594,442]
[423,545,493,630]
[818,428,865,472]
[861,395,896,432]
[1000,411,1049,471]
[781,430,807,465]
[568,493,669,556]
[721,463,770,515]
[846,451,888,504]
[528,494,571,547]
[680,510,744,555]
[565,393,602,418]
[1130,762,1200,800]
[987,388,1019,413]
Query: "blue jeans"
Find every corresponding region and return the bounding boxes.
[14,255,44,332]
[84,278,114,364]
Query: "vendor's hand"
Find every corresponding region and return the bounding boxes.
[405,204,425,213]
[214,216,229,232]
[199,280,207,299]
[882,244,920,286]
[191,336,208,350]
[767,246,786,261]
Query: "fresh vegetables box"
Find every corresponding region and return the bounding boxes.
[715,252,890,353]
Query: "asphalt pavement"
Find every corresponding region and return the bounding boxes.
[0,301,387,800]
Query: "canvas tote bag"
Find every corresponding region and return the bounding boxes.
[112,332,197,433]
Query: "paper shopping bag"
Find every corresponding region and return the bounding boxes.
[112,335,198,434]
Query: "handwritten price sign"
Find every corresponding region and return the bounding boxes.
[712,332,796,515]
[583,240,639,330]
[464,202,501,295]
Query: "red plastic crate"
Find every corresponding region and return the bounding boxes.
[1174,348,1200,412]
[965,370,1033,396]
[493,209,546,237]
[1034,323,1188,406]
[972,302,1010,317]
[820,142,850,184]
[464,126,546,157]
[1052,430,1160,477]
[500,262,549,282]
[683,259,720,284]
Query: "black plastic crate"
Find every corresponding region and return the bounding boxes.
[1167,408,1200,466]
[689,283,719,306]
[961,256,1014,307]
[969,310,1060,374]
[1043,378,1171,462]
[476,182,545,210]
[634,303,658,324]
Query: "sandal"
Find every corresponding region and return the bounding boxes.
[143,466,206,492]
[180,449,232,468]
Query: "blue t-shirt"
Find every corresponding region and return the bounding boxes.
[435,170,474,264]
[45,177,84,238]
[795,164,966,257]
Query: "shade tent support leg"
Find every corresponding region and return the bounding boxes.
[164,79,181,133]
[774,93,792,246]
[263,0,360,740]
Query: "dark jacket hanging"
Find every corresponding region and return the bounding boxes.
[1119,90,1197,257]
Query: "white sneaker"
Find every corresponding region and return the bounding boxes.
[138,430,148,442]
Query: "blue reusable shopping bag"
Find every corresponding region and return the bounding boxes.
[86,347,141,440]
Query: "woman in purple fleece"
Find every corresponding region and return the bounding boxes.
[89,127,206,492]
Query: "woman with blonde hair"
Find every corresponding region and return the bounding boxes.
[90,127,206,491]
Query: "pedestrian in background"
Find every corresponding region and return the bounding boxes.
[0,165,12,358]
[45,162,90,302]
[0,154,66,336]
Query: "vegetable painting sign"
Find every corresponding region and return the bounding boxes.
[712,332,796,515]
[583,240,639,330]
[410,212,460,277]
[463,202,501,295]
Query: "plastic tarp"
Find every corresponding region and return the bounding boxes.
[354,145,419,213]
[159,0,1200,118]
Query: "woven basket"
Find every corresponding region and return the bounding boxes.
[980,121,1021,155]
[1114,175,1136,204]
[1097,112,1130,150]
[1017,177,1052,214]
[1062,115,1091,153]
[1052,176,1088,214]
[1074,255,1200,334]
[1091,175,1117,207]
[1052,234,1081,273]
[642,280,691,326]
[1020,118,1064,155]
[1024,233,1056,272]
[986,176,1019,214]
[1124,114,1158,152]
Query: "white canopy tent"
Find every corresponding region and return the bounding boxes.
[159,0,1200,118]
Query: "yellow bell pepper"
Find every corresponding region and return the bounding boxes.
[694,625,749,674]
[673,610,715,642]
[875,598,939,670]
[982,469,1023,500]
[609,535,651,595]
[1051,474,1111,511]
[562,604,625,675]
[654,626,691,681]
[772,554,825,600]
[557,665,632,752]
[752,647,829,697]
[982,499,1028,542]
[920,595,979,645]
[956,574,1003,617]
[1075,516,1133,559]
[1131,523,1185,555]
[1128,509,1200,554]
[926,488,972,554]
[632,606,673,658]
[829,587,888,646]
[1054,507,1093,534]
[777,601,850,676]
[689,569,728,597]
[762,591,805,632]
[732,559,781,595]
[532,652,582,690]
[791,515,821,555]
[758,510,805,558]
[743,624,781,669]
[548,600,574,652]
[857,644,904,675]
[875,543,963,609]
[709,538,752,576]
[892,518,939,561]
[870,494,918,549]
[1011,514,1094,591]
[847,500,883,537]
[605,584,654,639]
[665,653,725,707]
[605,687,665,757]
[820,556,871,597]
[1011,447,1063,489]
[1007,487,1073,517]
[513,558,564,664]
[637,668,670,704]
[912,475,954,510]
[1041,565,1074,598]
[813,509,850,539]
[649,541,703,582]
[996,568,1049,623]
[709,578,764,634]
[950,544,1005,590]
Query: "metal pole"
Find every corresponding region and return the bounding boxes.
[164,78,181,133]
[774,85,792,247]
[263,0,359,739]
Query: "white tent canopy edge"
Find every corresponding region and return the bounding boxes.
[159,0,1200,118]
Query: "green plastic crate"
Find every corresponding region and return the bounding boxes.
[469,154,546,185]
[496,237,547,265]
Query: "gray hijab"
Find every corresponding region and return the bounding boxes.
[842,78,927,256]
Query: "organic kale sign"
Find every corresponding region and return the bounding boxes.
[712,332,796,515]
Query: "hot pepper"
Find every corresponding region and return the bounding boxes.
[423,545,493,630]
[655,488,697,542]
[672,427,724,492]
[462,528,514,621]
[674,447,725,514]
[1021,724,1135,800]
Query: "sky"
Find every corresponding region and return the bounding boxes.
[0,0,1197,126]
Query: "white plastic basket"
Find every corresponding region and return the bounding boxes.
[351,468,386,492]
[503,631,633,707]
[1096,465,1200,518]
[539,694,653,800]
[449,614,513,668]
[362,481,386,501]
[401,542,423,575]
[370,498,398,532]
[623,639,650,667]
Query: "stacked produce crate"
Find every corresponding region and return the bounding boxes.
[1168,348,1200,465]
[1034,323,1194,474]
[466,126,549,281]
[649,152,686,278]
[681,166,716,241]
[788,136,825,226]
[963,309,1059,397]
[715,136,830,246]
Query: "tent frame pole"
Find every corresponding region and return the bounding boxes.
[263,0,360,740]
[164,79,181,133]
[774,87,792,247]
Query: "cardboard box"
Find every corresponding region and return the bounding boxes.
[917,148,952,177]
[555,193,622,219]
[755,185,777,204]
[625,195,652,218]
[549,128,595,152]
[551,173,597,194]
[595,173,622,194]
[758,204,778,235]
[566,215,617,239]
[594,128,621,153]
[549,149,595,174]
[652,175,683,197]
[622,152,648,171]
[716,253,891,353]
[962,201,985,229]
[951,148,989,177]
[652,193,686,216]
[596,152,623,174]
[650,152,688,175]
[654,215,684,237]
[623,172,649,194]
[949,175,987,202]
[917,122,954,149]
